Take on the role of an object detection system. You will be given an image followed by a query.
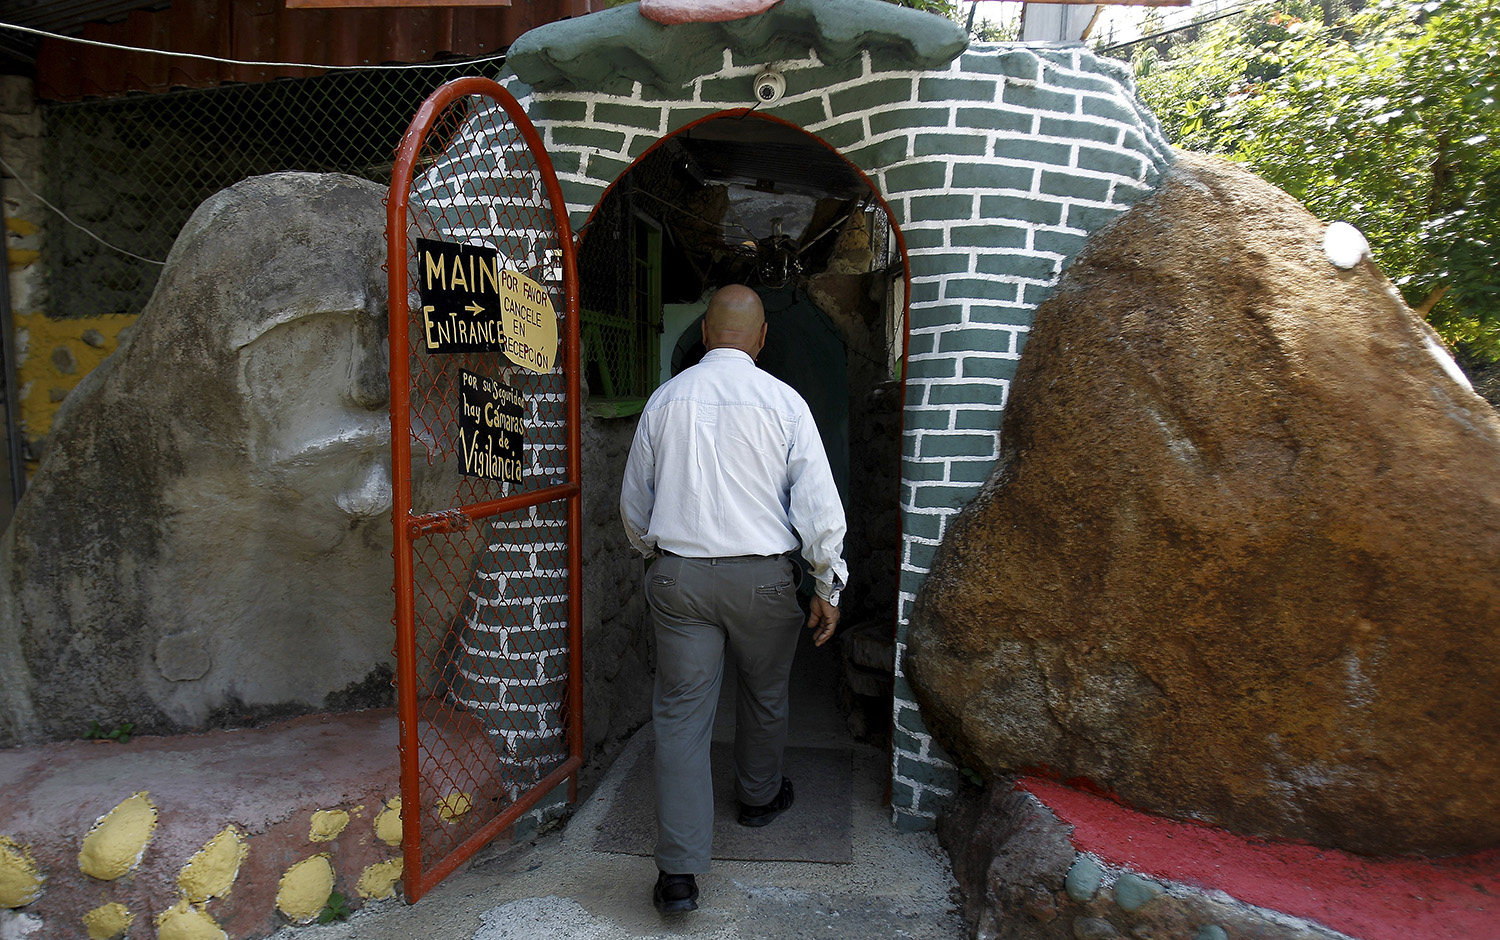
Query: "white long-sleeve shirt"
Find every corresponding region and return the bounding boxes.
[619,347,848,604]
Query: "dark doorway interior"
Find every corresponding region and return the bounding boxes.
[578,114,906,749]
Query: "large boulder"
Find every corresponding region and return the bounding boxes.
[0,173,402,745]
[907,152,1500,856]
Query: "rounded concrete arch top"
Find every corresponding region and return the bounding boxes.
[506,0,969,95]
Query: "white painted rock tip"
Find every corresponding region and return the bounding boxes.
[1323,221,1370,270]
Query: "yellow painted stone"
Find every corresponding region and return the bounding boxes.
[0,836,44,907]
[81,901,133,939]
[155,899,226,940]
[177,825,246,903]
[355,858,403,900]
[78,792,157,881]
[308,809,350,842]
[13,311,137,442]
[7,248,39,269]
[5,217,38,237]
[437,792,472,822]
[275,854,334,924]
[373,798,403,846]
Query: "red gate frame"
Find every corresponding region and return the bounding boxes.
[386,76,583,902]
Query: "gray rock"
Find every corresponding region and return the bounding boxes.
[908,153,1500,856]
[578,414,654,765]
[1073,917,1119,940]
[1065,855,1102,902]
[938,779,1076,940]
[0,173,423,743]
[154,631,212,682]
[1113,874,1162,911]
[49,345,76,374]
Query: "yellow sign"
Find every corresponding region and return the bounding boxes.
[499,268,557,373]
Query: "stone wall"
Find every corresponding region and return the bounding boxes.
[0,81,189,475]
[479,41,1173,827]
[0,76,47,524]
[578,416,655,781]
[1,78,45,323]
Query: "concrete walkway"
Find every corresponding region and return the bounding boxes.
[275,732,963,940]
[274,632,965,940]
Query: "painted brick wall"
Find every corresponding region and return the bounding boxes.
[406,118,574,829]
[441,41,1173,829]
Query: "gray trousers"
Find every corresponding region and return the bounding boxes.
[645,552,804,874]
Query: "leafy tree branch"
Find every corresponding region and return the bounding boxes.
[1125,0,1499,359]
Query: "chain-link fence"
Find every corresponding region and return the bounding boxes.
[40,57,507,321]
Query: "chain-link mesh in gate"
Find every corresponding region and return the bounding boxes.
[388,77,581,900]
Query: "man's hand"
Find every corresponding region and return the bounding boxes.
[806,595,840,647]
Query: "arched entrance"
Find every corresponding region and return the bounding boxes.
[578,111,909,748]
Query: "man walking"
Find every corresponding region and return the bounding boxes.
[620,284,848,914]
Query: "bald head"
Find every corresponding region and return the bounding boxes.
[702,285,767,357]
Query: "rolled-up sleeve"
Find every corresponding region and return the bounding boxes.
[619,414,658,558]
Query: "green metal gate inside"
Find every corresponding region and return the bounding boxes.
[387,77,582,902]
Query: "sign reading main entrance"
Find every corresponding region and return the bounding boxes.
[417,237,504,353]
[418,237,559,373]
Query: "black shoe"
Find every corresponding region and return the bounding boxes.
[738,777,794,827]
[653,872,698,914]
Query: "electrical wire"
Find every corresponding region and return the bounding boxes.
[631,186,759,242]
[0,18,512,267]
[1098,0,1261,52]
[0,20,508,72]
[0,153,167,265]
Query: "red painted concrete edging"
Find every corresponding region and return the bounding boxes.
[1017,776,1500,940]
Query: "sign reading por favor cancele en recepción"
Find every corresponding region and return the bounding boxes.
[416,238,558,373]
[458,368,525,483]
[499,266,558,374]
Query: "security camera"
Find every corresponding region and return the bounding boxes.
[754,70,786,105]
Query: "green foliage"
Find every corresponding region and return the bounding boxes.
[317,891,353,924]
[885,0,1017,40]
[85,721,134,743]
[1133,0,1500,358]
[884,0,960,17]
[971,15,1019,42]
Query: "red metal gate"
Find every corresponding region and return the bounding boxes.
[386,77,582,902]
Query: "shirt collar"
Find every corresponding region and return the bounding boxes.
[702,347,755,366]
